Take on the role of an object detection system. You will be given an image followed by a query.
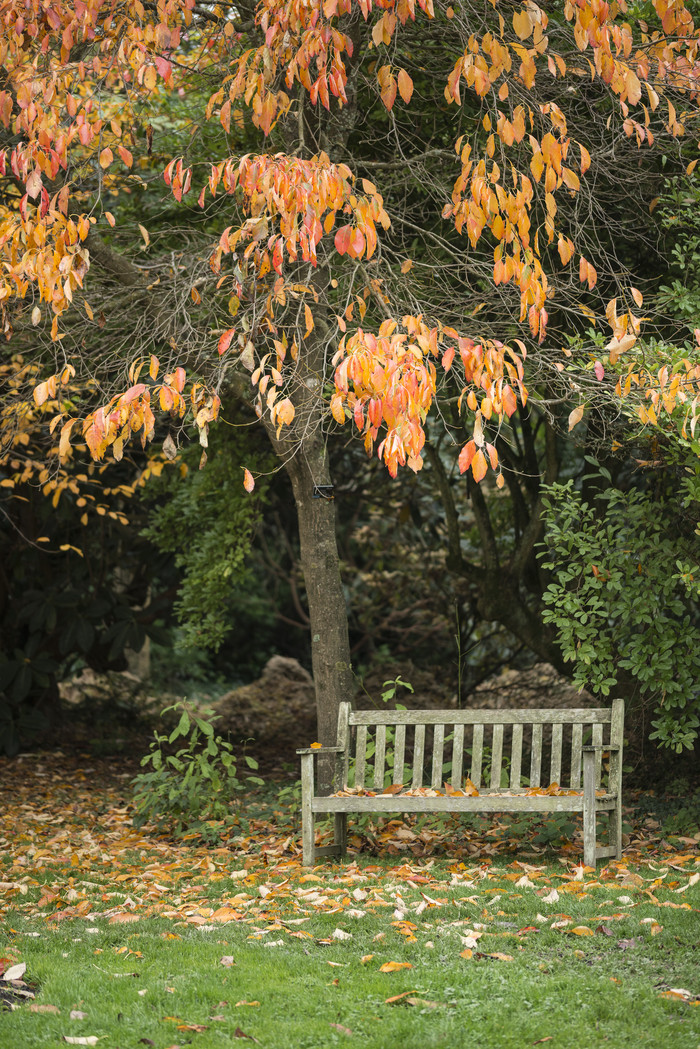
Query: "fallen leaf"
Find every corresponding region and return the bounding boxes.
[476,952,514,961]
[30,1003,60,1014]
[674,873,700,893]
[569,926,594,936]
[176,1023,208,1033]
[63,1039,99,1046]
[332,928,353,940]
[385,990,420,1004]
[3,963,26,981]
[220,956,236,967]
[71,1011,88,1020]
[234,1001,260,1008]
[234,1028,260,1042]
[379,961,413,972]
[460,948,473,959]
[108,913,140,924]
[330,1023,353,1035]
[360,955,374,964]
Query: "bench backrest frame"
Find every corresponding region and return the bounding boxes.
[334,700,624,794]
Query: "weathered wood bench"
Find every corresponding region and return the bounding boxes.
[298,699,624,869]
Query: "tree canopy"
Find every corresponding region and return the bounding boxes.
[2,0,700,753]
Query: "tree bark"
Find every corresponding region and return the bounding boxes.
[285,444,354,760]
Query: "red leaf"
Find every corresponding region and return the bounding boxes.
[218,329,236,356]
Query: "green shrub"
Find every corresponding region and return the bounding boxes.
[131,701,263,840]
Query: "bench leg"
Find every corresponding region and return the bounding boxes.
[609,795,622,860]
[582,749,597,869]
[334,813,347,858]
[301,754,315,867]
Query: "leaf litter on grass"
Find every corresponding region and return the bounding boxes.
[1,749,699,1033]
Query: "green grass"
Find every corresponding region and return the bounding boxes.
[3,858,699,1049]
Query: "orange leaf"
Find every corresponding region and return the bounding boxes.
[379,961,413,972]
[385,990,420,1004]
[243,468,255,493]
[397,69,413,104]
[471,448,488,482]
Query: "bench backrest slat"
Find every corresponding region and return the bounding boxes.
[355,724,367,788]
[550,723,563,785]
[592,722,603,787]
[431,724,445,789]
[490,723,504,789]
[471,723,484,789]
[412,724,426,788]
[570,723,583,788]
[530,723,543,788]
[510,723,523,790]
[374,725,387,789]
[452,724,465,788]
[394,724,406,785]
[337,702,623,793]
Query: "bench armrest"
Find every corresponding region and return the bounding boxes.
[296,746,345,755]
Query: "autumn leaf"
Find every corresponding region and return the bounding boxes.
[568,405,584,431]
[243,469,255,493]
[379,961,413,972]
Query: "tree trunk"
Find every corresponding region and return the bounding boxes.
[285,445,354,763]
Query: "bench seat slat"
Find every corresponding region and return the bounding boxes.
[312,793,617,814]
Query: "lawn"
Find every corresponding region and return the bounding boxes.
[1,752,699,1048]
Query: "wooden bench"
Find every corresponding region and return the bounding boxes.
[298,699,624,869]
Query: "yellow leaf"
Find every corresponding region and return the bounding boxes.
[400,259,413,274]
[513,8,532,39]
[568,405,584,431]
[361,955,374,964]
[139,224,150,247]
[310,742,322,749]
[630,287,643,307]
[99,147,113,169]
[379,961,413,972]
[460,948,473,959]
[570,926,594,936]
